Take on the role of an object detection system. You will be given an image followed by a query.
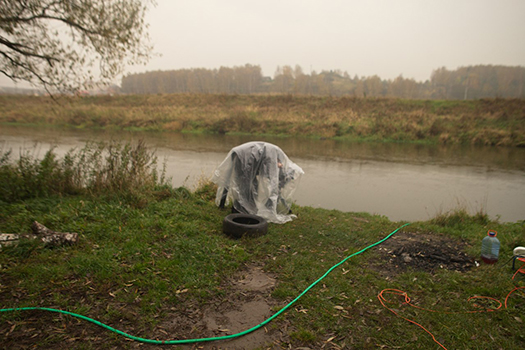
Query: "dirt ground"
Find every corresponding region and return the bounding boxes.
[2,231,477,349]
[162,264,285,350]
[163,231,476,349]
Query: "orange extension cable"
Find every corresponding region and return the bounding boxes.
[378,269,524,350]
[512,259,525,280]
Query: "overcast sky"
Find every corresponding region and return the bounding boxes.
[128,0,525,82]
[2,0,524,88]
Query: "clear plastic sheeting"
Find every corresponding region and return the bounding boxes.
[212,142,304,224]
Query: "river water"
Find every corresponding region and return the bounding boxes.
[1,125,524,223]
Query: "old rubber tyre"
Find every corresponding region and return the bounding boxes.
[223,214,268,239]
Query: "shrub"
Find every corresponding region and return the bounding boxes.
[0,140,169,204]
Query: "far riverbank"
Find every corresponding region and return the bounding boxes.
[1,94,524,147]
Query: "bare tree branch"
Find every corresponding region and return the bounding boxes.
[0,36,59,64]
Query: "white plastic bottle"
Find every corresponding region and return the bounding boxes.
[480,230,500,264]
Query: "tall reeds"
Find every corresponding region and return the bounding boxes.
[0,140,168,204]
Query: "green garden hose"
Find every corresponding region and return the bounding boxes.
[1,222,410,345]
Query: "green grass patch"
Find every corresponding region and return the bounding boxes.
[0,142,524,349]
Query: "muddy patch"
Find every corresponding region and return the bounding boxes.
[231,265,276,291]
[160,264,284,350]
[372,231,475,277]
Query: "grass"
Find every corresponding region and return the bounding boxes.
[1,94,524,147]
[0,143,524,349]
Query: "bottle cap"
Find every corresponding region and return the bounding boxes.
[487,230,497,237]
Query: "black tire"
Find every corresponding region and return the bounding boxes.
[223,214,268,239]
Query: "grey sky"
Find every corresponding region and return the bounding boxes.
[129,0,525,81]
[2,0,524,88]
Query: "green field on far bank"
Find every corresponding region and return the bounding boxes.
[1,94,524,147]
[0,142,524,349]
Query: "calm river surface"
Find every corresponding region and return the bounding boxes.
[1,125,525,223]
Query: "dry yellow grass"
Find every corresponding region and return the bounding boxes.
[1,94,524,146]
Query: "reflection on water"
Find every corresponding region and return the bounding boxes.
[1,125,524,222]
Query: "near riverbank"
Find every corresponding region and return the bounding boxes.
[1,94,524,147]
[1,142,524,349]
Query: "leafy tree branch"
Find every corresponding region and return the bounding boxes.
[0,0,154,93]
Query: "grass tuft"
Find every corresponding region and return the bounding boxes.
[431,204,491,228]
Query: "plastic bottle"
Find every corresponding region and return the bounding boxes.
[480,230,500,264]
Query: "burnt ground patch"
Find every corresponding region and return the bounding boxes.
[372,230,476,277]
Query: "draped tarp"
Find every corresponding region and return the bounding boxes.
[211,142,304,224]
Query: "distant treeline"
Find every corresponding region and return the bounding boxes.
[121,64,525,100]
